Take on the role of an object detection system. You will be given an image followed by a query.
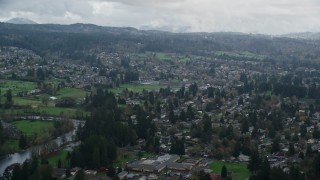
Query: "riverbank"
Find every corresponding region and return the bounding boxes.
[0,117,74,156]
[0,119,85,175]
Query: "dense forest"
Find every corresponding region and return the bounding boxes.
[1,23,320,64]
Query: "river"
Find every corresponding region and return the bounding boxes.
[0,118,85,175]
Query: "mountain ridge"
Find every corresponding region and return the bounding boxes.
[6,17,37,25]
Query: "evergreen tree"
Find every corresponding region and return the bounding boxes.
[300,124,307,138]
[298,152,304,159]
[238,96,244,105]
[19,134,27,149]
[5,89,13,108]
[2,167,12,180]
[312,127,320,139]
[248,149,261,172]
[306,144,313,157]
[31,156,39,175]
[57,159,62,168]
[170,139,185,155]
[207,87,214,98]
[155,101,161,115]
[221,165,228,178]
[21,160,30,180]
[169,109,176,124]
[198,170,211,180]
[117,167,122,174]
[271,138,280,154]
[233,141,241,158]
[268,127,276,138]
[186,105,195,120]
[270,167,289,180]
[312,154,320,179]
[92,147,100,169]
[66,168,71,178]
[107,165,116,177]
[258,156,270,180]
[189,83,198,96]
[203,114,212,133]
[74,169,85,180]
[11,165,22,180]
[179,110,186,121]
[289,166,304,180]
[288,143,295,156]
[226,125,234,139]
[241,118,249,133]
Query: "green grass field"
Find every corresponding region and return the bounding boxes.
[114,151,155,167]
[56,87,88,98]
[109,83,162,94]
[155,52,171,60]
[215,51,266,61]
[2,140,19,152]
[12,120,54,137]
[210,161,250,180]
[142,51,172,60]
[265,91,272,96]
[0,80,36,95]
[37,106,90,117]
[47,149,70,167]
[13,97,42,106]
[137,52,192,62]
[2,106,89,118]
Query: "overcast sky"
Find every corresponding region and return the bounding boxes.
[1,0,320,34]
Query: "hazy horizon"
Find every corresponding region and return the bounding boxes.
[1,0,320,35]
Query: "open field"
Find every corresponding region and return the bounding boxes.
[47,149,69,167]
[2,106,89,118]
[37,106,90,117]
[109,83,163,94]
[114,151,155,167]
[215,51,266,61]
[210,161,250,180]
[0,80,37,95]
[56,87,88,98]
[12,120,54,137]
[265,91,272,96]
[13,97,42,106]
[155,52,171,60]
[0,79,89,118]
[137,52,192,62]
[2,140,19,152]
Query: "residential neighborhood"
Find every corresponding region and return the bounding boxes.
[0,22,320,180]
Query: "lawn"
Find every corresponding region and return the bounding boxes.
[114,151,155,167]
[13,97,42,106]
[210,161,250,180]
[37,106,90,117]
[56,87,88,98]
[47,149,70,167]
[0,80,36,95]
[2,140,19,152]
[265,91,272,96]
[155,52,171,60]
[12,120,54,138]
[214,51,266,61]
[142,51,172,60]
[2,106,90,118]
[109,83,163,94]
[139,52,192,62]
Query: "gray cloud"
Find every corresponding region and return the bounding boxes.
[1,0,320,34]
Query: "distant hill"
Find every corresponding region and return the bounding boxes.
[0,22,320,62]
[281,32,320,40]
[6,18,37,25]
